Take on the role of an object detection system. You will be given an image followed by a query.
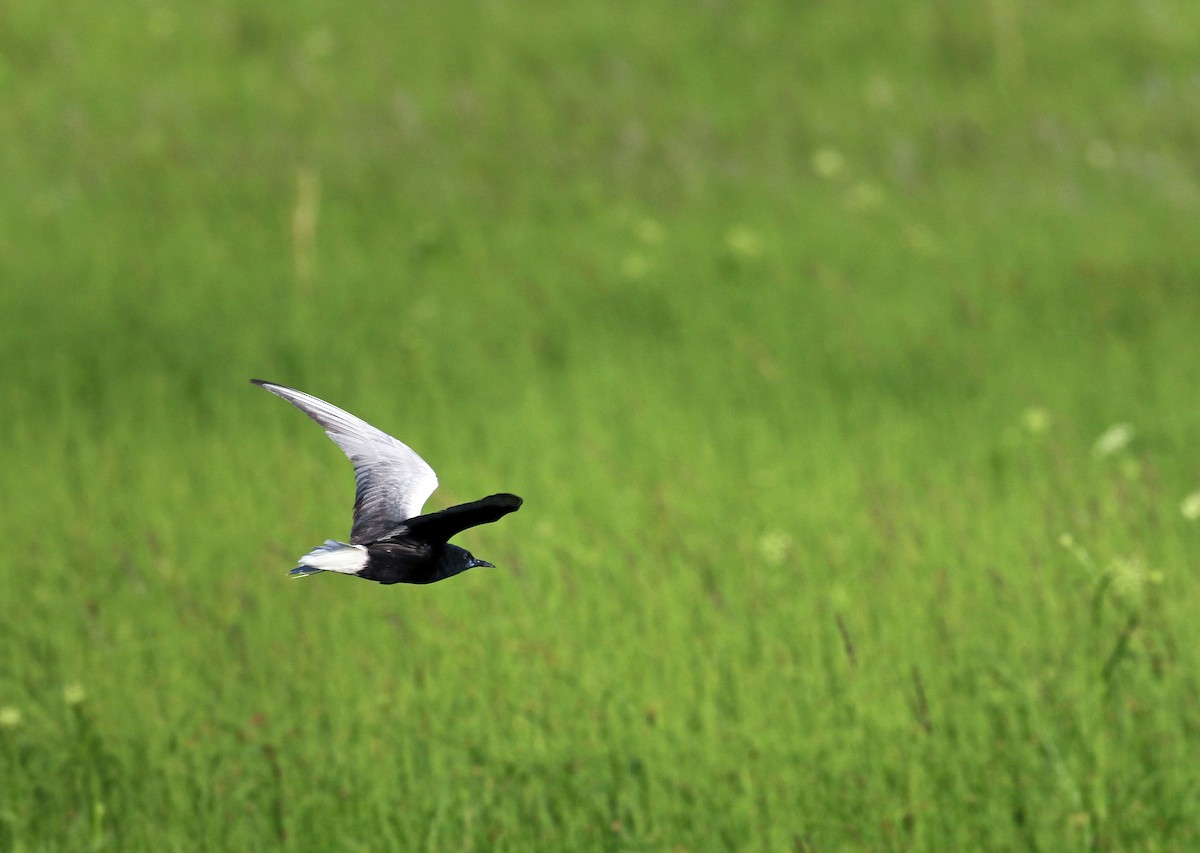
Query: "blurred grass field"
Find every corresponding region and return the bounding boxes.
[3,0,1200,849]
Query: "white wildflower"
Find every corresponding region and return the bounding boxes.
[845,182,884,211]
[303,27,335,60]
[1059,532,1093,569]
[1021,408,1051,434]
[726,227,763,259]
[864,76,895,109]
[63,683,86,706]
[634,218,664,246]
[905,225,939,256]
[620,253,650,280]
[1093,423,1134,457]
[758,531,793,566]
[811,147,846,179]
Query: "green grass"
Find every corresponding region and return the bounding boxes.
[3,0,1200,849]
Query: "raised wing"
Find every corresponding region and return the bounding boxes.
[252,380,438,544]
[397,493,523,545]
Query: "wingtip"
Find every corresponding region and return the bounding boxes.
[251,379,290,396]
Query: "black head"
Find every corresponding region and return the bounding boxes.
[436,544,494,581]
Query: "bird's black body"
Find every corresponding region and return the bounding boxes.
[252,379,522,585]
[361,494,522,584]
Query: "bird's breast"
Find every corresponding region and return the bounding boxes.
[361,538,439,584]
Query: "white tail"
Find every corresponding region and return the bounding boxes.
[289,540,368,578]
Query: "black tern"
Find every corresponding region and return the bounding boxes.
[253,380,522,584]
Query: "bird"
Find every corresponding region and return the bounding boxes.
[252,379,522,585]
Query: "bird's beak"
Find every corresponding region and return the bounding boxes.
[470,558,495,569]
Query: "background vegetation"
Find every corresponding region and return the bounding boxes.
[2,0,1199,849]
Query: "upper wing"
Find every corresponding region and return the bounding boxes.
[252,380,438,544]
[397,493,523,545]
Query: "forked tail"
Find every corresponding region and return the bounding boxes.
[289,540,368,578]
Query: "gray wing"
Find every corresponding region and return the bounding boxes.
[253,380,439,544]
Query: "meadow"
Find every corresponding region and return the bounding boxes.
[2,1,1200,849]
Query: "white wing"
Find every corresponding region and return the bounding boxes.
[253,380,438,544]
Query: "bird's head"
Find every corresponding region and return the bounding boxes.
[437,544,495,580]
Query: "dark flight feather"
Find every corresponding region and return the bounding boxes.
[393,493,524,545]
